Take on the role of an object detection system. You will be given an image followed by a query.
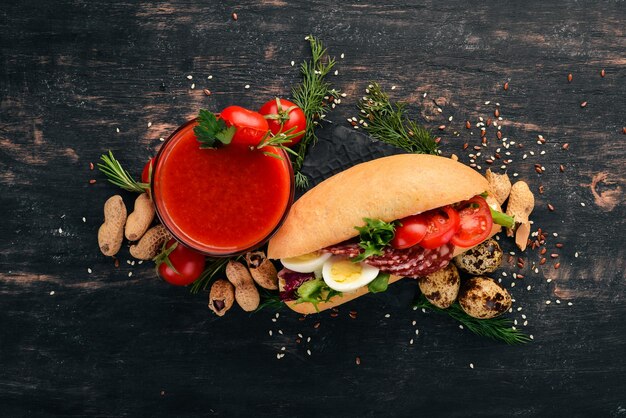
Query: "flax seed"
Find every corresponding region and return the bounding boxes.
[540,257,547,265]
[535,167,543,174]
[89,179,96,184]
[547,203,555,211]
[540,247,547,255]
[580,101,587,108]
[203,89,211,96]
[562,143,569,150]
[494,108,500,118]
[551,253,559,259]
[89,162,94,170]
[601,69,605,77]
[438,125,446,130]
[314,322,320,329]
[554,262,561,269]
[465,121,471,129]
[559,164,564,172]
[232,12,238,20]
[356,357,361,365]
[497,131,502,140]
[504,82,509,91]
[463,143,469,150]
[538,185,544,194]
[567,73,573,82]
[486,118,492,126]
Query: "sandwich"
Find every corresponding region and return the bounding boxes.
[267,154,511,314]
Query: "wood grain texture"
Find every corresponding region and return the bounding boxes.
[1,0,625,416]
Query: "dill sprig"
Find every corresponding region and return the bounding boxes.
[189,258,230,294]
[254,289,284,313]
[97,151,147,193]
[291,35,340,189]
[358,82,439,155]
[413,294,531,345]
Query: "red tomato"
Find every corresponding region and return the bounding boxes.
[451,196,493,248]
[258,98,306,146]
[419,206,460,249]
[141,158,154,184]
[156,239,206,286]
[220,106,269,146]
[391,214,429,249]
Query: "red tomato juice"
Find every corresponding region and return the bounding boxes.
[152,120,293,255]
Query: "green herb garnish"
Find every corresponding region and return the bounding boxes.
[368,273,390,294]
[353,218,397,262]
[255,289,284,313]
[97,150,148,193]
[189,258,230,294]
[413,294,531,345]
[256,127,302,160]
[194,109,236,149]
[294,278,341,312]
[291,35,341,189]
[358,82,438,154]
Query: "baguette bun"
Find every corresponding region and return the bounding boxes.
[268,154,491,259]
[268,154,502,314]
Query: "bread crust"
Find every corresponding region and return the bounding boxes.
[267,154,490,260]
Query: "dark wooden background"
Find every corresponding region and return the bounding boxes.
[1,1,625,416]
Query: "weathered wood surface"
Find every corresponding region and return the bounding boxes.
[1,1,625,416]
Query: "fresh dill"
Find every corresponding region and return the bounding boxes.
[291,35,340,189]
[358,82,439,155]
[254,289,285,313]
[189,258,230,294]
[413,294,531,345]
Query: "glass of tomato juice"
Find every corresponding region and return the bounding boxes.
[151,119,294,257]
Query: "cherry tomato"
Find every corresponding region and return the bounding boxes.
[141,158,154,184]
[451,196,493,248]
[419,206,460,249]
[156,239,206,286]
[219,106,269,146]
[391,214,429,249]
[258,98,306,146]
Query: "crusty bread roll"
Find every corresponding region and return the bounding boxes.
[268,154,491,259]
[267,154,502,314]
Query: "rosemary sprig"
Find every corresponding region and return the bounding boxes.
[291,35,340,189]
[254,289,284,313]
[358,82,439,155]
[257,127,302,160]
[413,294,531,345]
[97,151,147,193]
[189,258,230,294]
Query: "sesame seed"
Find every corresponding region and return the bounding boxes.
[116,128,120,133]
[50,291,55,296]
[546,300,551,305]
[423,93,427,98]
[278,330,283,335]
[159,137,165,141]
[307,349,311,356]
[459,325,464,330]
[340,53,345,59]
[517,307,523,311]
[334,70,338,76]
[290,60,295,66]
[384,314,390,318]
[415,329,419,335]
[391,85,396,90]
[527,285,531,291]
[410,339,414,345]
[244,84,250,89]
[556,300,561,304]
[128,272,132,277]
[271,318,276,322]
[58,227,63,234]
[281,346,286,351]
[530,335,534,340]
[523,320,528,326]
[87,268,92,274]
[575,252,579,258]
[276,353,281,360]
[207,75,213,79]
[82,217,86,223]
[568,302,573,306]
[190,83,195,89]
[581,202,586,207]
[470,363,474,369]
[522,314,527,319]
[307,337,311,342]
[269,330,272,336]
[297,333,303,338]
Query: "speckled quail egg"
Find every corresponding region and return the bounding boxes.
[458,276,512,319]
[453,238,503,275]
[418,263,460,309]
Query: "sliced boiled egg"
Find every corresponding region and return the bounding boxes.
[322,257,380,293]
[281,251,332,274]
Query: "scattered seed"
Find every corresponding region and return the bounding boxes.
[540,257,547,265]
[494,108,500,117]
[562,143,569,150]
[465,121,471,129]
[89,162,94,170]
[546,300,551,305]
[186,75,193,80]
[232,12,238,20]
[244,84,250,89]
[547,203,555,211]
[601,69,605,77]
[470,363,474,369]
[551,254,559,259]
[89,179,96,184]
[463,143,469,150]
[567,73,573,83]
[313,322,320,329]
[203,89,211,96]
[307,349,311,356]
[580,101,587,108]
[559,164,564,172]
[438,125,446,130]
[554,263,561,269]
[356,357,361,365]
[503,82,509,91]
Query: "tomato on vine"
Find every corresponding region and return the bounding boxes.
[154,239,206,286]
[259,98,306,146]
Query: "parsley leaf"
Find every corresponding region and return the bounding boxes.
[193,109,236,149]
[353,218,397,262]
